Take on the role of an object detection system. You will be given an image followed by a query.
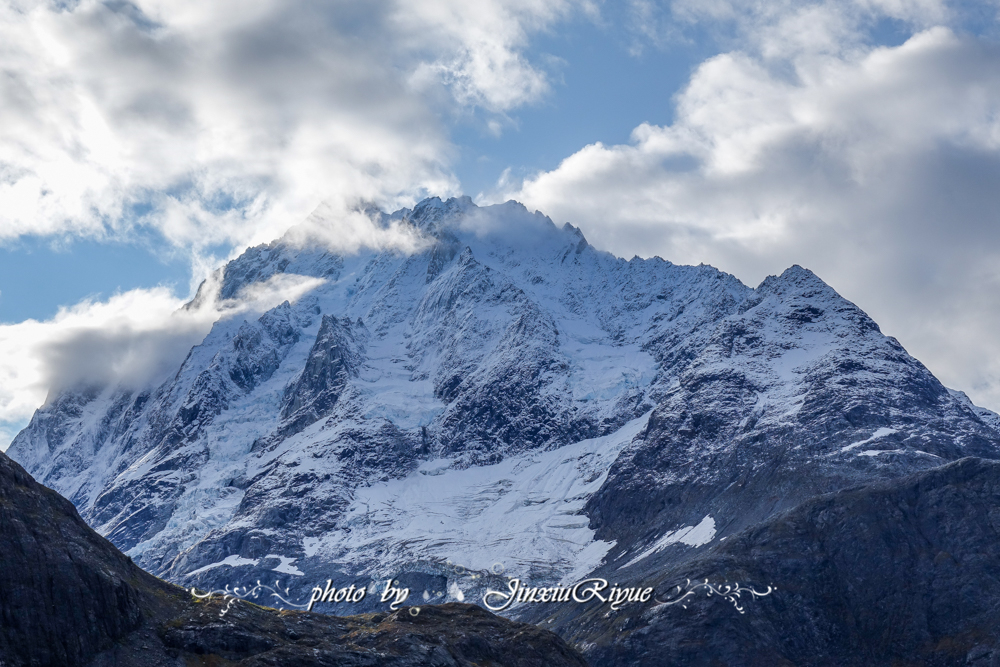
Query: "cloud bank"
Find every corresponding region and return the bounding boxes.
[0,271,326,449]
[0,0,587,257]
[504,10,1000,410]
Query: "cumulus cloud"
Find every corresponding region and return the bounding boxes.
[0,0,586,259]
[401,0,593,111]
[502,23,1000,410]
[0,271,326,448]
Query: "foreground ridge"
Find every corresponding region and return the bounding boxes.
[564,457,1000,666]
[0,448,588,667]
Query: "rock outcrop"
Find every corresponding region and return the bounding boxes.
[549,457,1000,666]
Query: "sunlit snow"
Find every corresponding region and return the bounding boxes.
[302,412,651,583]
[185,554,260,577]
[842,427,899,453]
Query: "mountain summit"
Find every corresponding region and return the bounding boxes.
[10,197,1000,664]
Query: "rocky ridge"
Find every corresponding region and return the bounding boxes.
[559,457,1000,666]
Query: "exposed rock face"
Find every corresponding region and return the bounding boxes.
[278,313,367,439]
[0,449,178,666]
[555,457,1000,666]
[0,449,589,667]
[7,197,1000,664]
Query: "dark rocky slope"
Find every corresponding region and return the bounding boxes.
[0,444,177,665]
[0,449,588,667]
[549,457,1000,666]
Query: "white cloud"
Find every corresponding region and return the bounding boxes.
[0,0,587,260]
[0,288,195,444]
[667,0,951,54]
[503,24,1000,410]
[400,0,591,111]
[283,203,433,256]
[0,270,327,448]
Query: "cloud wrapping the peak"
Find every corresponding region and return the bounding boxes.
[0,270,327,449]
[283,203,434,256]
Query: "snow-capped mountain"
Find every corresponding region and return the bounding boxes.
[10,197,1000,663]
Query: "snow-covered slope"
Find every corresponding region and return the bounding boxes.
[581,263,1000,580]
[9,198,746,579]
[9,197,1000,651]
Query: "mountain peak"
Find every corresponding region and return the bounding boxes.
[757,264,831,294]
[406,195,475,231]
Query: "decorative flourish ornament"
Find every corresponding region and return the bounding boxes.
[656,579,775,614]
[190,580,311,617]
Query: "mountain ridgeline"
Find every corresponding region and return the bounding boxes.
[10,197,1000,665]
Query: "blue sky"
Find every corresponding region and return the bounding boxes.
[0,234,190,323]
[3,0,1000,446]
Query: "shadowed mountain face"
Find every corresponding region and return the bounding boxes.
[583,265,1000,566]
[0,449,589,667]
[0,447,165,666]
[7,197,1000,664]
[556,457,1000,667]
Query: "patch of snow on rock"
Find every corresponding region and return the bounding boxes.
[841,427,898,453]
[621,515,717,569]
[184,554,260,577]
[268,555,305,576]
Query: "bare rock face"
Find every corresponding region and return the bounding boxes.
[278,313,367,438]
[0,449,177,666]
[551,457,1000,666]
[0,449,589,667]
